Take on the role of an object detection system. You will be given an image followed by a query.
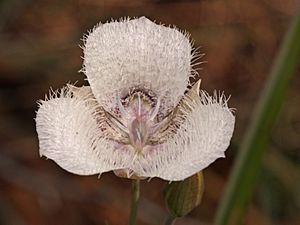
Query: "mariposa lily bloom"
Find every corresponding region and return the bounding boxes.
[36,17,235,181]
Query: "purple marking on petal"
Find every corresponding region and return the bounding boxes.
[143,145,160,155]
[113,142,130,152]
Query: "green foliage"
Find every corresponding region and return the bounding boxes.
[214,8,300,225]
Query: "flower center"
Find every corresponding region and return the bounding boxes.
[117,90,161,153]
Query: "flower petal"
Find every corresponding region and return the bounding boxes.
[131,90,235,181]
[36,86,134,175]
[83,17,193,116]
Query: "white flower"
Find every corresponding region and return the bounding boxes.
[35,17,235,181]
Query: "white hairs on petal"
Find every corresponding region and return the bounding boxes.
[82,17,199,116]
[130,89,235,181]
[36,85,135,175]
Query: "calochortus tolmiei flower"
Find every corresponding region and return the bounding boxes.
[36,17,235,181]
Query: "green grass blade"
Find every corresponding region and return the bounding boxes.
[214,8,300,225]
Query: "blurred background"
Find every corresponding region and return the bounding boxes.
[0,0,300,225]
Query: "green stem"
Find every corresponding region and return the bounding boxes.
[214,7,300,225]
[165,215,177,225]
[128,179,140,225]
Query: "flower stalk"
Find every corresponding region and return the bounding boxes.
[128,179,140,225]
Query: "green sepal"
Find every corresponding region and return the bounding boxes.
[164,171,204,218]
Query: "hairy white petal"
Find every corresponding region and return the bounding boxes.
[131,91,235,181]
[36,86,134,175]
[83,17,193,115]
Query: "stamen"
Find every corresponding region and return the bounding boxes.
[117,95,127,117]
[136,128,141,141]
[149,97,160,121]
[137,92,142,116]
[150,115,169,134]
